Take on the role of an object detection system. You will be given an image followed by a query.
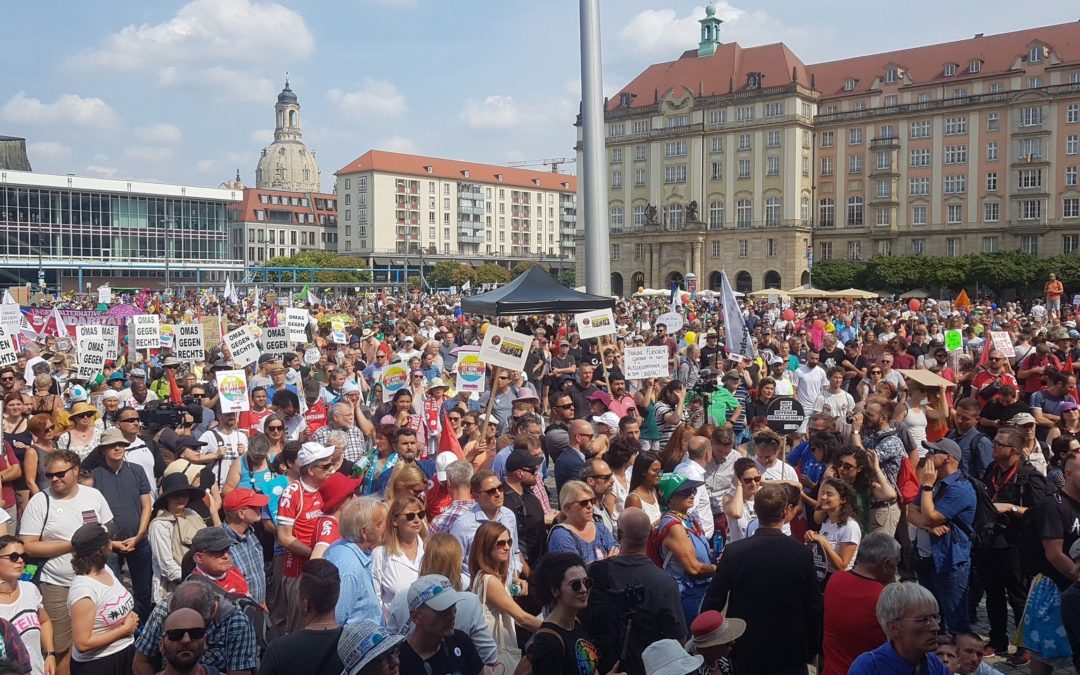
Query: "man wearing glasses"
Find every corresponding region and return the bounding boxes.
[450,470,523,587]
[973,350,1018,404]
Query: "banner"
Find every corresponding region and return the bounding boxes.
[0,326,16,369]
[260,327,291,356]
[455,347,486,393]
[656,312,684,333]
[622,346,670,380]
[575,309,617,339]
[224,327,261,368]
[719,270,756,361]
[285,308,308,344]
[25,308,125,337]
[174,324,205,363]
[380,364,409,402]
[478,326,532,372]
[131,315,161,350]
[215,370,250,413]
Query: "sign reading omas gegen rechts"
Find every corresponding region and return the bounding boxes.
[224,327,261,368]
[131,315,161,350]
[175,324,205,363]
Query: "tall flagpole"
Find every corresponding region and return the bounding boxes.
[580,0,611,296]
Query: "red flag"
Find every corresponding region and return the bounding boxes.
[269,304,279,328]
[167,367,183,405]
[439,411,464,459]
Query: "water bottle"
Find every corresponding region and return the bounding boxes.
[711,532,725,561]
[509,582,522,597]
[19,563,37,583]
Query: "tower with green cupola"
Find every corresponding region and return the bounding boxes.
[698,3,722,56]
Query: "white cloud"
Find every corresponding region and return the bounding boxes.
[376,135,417,153]
[460,95,521,129]
[80,0,314,71]
[195,150,256,175]
[85,165,118,178]
[134,123,182,145]
[27,142,72,160]
[123,145,174,162]
[326,79,408,119]
[158,66,277,104]
[0,92,119,130]
[195,159,220,174]
[250,128,274,145]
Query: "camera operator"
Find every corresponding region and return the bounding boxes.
[182,382,216,438]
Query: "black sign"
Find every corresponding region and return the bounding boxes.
[765,397,805,434]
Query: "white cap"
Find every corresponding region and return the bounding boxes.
[592,412,621,428]
[101,390,120,401]
[298,442,335,467]
[435,451,459,482]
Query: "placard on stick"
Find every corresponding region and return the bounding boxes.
[131,315,161,350]
[224,327,261,368]
[215,370,250,413]
[622,346,670,380]
[478,326,532,372]
[260,327,291,356]
[174,324,205,363]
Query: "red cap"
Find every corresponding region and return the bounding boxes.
[319,472,362,513]
[222,488,269,512]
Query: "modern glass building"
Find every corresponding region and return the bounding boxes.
[0,170,244,291]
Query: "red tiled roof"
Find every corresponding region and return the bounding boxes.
[335,150,577,192]
[610,21,1080,107]
[230,187,336,223]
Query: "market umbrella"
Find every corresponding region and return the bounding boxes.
[899,289,930,299]
[747,288,789,298]
[833,288,879,299]
[106,304,141,318]
[785,286,835,298]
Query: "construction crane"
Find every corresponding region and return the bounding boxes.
[506,157,576,174]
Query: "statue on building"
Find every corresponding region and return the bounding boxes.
[686,200,699,224]
[644,204,658,226]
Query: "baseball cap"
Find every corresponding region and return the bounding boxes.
[921,438,962,461]
[407,575,465,612]
[338,621,405,675]
[586,390,612,407]
[190,527,233,553]
[1011,412,1037,426]
[222,488,269,512]
[658,473,705,503]
[505,449,543,474]
[297,442,335,467]
[592,412,620,429]
[71,523,110,557]
[129,368,147,378]
[721,369,740,382]
[435,451,459,482]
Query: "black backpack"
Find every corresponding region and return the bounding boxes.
[956,473,1001,550]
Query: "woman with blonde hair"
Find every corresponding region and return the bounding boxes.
[382,462,428,505]
[29,374,60,420]
[56,403,102,460]
[469,521,540,671]
[547,481,618,564]
[371,496,427,610]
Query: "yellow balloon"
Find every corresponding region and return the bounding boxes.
[685,331,697,345]
[637,286,645,294]
[480,322,491,335]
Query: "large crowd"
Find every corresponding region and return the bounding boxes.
[0,277,1077,675]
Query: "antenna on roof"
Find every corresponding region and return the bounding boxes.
[792,66,798,83]
[654,88,659,102]
[810,74,816,91]
[699,81,703,95]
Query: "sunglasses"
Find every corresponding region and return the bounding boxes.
[399,511,423,522]
[495,538,513,549]
[164,627,208,642]
[575,497,597,508]
[45,466,75,480]
[314,462,334,471]
[554,403,575,410]
[118,417,140,424]
[448,416,462,422]
[568,577,594,593]
[479,486,503,497]
[839,462,859,471]
[266,425,284,431]
[73,412,95,419]
[741,475,762,484]
[0,553,24,563]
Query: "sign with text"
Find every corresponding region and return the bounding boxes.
[159,324,175,349]
[174,323,205,363]
[622,346,670,380]
[575,309,617,339]
[331,319,347,344]
[200,316,221,349]
[478,326,532,372]
[215,370,250,413]
[131,315,161,350]
[76,326,107,380]
[285,308,309,344]
[765,397,806,435]
[380,364,409,402]
[656,312,684,333]
[0,326,16,369]
[224,326,261,369]
[101,326,118,360]
[260,327,291,356]
[0,305,21,332]
[990,331,1015,358]
[455,347,486,393]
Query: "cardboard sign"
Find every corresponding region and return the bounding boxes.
[0,305,21,332]
[0,326,16,369]
[990,331,1015,358]
[215,370,251,413]
[97,285,112,305]
[478,326,533,372]
[331,319,347,345]
[131,315,161,350]
[945,329,963,352]
[897,369,957,390]
[101,326,119,360]
[224,326,261,368]
[174,323,205,363]
[260,327,291,356]
[380,364,409,402]
[575,309,617,339]
[656,312,684,332]
[200,316,221,349]
[765,397,805,434]
[285,308,309,344]
[76,333,107,381]
[622,346,670,380]
[455,347,486,393]
[159,324,175,349]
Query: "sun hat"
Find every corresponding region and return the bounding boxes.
[318,472,361,513]
[152,472,206,511]
[658,473,705,503]
[68,401,99,420]
[641,639,704,675]
[338,620,405,675]
[691,610,747,648]
[93,427,129,452]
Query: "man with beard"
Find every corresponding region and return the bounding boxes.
[158,608,212,675]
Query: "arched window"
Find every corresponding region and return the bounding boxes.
[735,271,753,293]
[765,197,782,227]
[819,198,835,228]
[736,199,752,228]
[288,110,297,127]
[847,196,864,227]
[631,271,645,291]
[708,200,724,230]
[610,272,624,297]
[709,271,724,291]
[609,206,624,232]
[764,270,782,289]
[666,271,684,289]
[801,196,810,224]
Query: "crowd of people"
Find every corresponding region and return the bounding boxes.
[0,283,1078,674]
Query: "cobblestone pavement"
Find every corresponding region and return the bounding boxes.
[964,600,1072,674]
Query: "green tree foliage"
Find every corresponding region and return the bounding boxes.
[560,269,576,287]
[475,263,511,284]
[511,261,540,277]
[427,261,476,289]
[809,260,868,290]
[263,251,372,283]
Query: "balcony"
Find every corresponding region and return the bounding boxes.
[869,137,900,150]
[457,233,484,244]
[1011,154,1050,167]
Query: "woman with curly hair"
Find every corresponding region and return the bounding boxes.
[806,477,862,584]
[828,446,895,535]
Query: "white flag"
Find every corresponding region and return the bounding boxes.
[308,290,321,306]
[225,277,237,303]
[719,270,756,361]
[51,306,69,339]
[461,280,471,292]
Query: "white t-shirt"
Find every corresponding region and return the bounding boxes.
[794,365,829,409]
[755,459,799,483]
[67,568,134,662]
[813,390,856,420]
[199,428,247,488]
[124,437,159,500]
[819,518,862,571]
[19,486,114,586]
[371,539,426,608]
[727,499,757,544]
[0,582,44,675]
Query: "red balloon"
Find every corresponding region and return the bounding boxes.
[782,308,795,321]
[688,313,696,322]
[909,299,921,312]
[813,319,826,330]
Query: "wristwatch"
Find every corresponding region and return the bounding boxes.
[1011,505,1019,513]
[920,485,934,492]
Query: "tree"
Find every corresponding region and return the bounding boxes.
[967,252,1043,296]
[809,260,868,290]
[475,263,511,285]
[864,255,931,292]
[560,269,576,287]
[427,261,475,289]
[263,251,372,283]
[511,261,541,277]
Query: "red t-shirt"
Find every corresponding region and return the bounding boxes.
[313,516,340,550]
[821,571,886,675]
[194,566,250,598]
[277,480,324,577]
[239,408,274,435]
[303,399,328,436]
[972,369,1018,397]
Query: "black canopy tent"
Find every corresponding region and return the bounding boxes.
[460,265,615,316]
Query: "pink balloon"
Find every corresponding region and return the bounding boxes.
[782,308,795,321]
[909,299,921,312]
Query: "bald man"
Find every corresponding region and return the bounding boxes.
[159,608,208,675]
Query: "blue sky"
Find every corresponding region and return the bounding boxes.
[2,0,1077,192]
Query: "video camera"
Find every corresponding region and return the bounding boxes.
[138,401,201,431]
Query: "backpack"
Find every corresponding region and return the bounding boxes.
[646,515,682,568]
[202,581,276,655]
[948,473,1000,550]
[896,457,920,504]
[513,627,564,675]
[578,558,668,675]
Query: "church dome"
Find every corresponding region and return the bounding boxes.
[277,82,298,105]
[255,77,322,193]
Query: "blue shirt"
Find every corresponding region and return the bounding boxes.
[849,641,950,675]
[787,441,825,486]
[324,540,382,626]
[450,505,522,578]
[927,472,977,570]
[547,521,619,564]
[554,447,585,494]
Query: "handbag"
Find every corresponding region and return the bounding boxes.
[22,493,50,585]
[473,573,522,674]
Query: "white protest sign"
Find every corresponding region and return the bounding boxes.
[215,370,251,413]
[478,326,533,372]
[97,285,112,305]
[260,327,291,356]
[657,312,684,332]
[331,319,347,344]
[0,326,16,369]
[455,347,486,393]
[101,326,119,360]
[285,308,309,343]
[0,305,21,332]
[224,326,261,368]
[76,327,107,380]
[575,309,617,339]
[990,331,1015,358]
[622,346,670,380]
[131,315,161,350]
[174,324,205,363]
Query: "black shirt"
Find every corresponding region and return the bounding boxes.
[1033,490,1080,589]
[399,630,483,675]
[818,348,847,370]
[981,459,1048,547]
[258,626,343,675]
[90,462,151,540]
[502,483,545,567]
[700,344,721,369]
[529,621,599,675]
[978,401,1031,436]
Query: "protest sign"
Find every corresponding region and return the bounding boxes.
[201,316,221,349]
[575,309,617,339]
[224,327,261,368]
[215,370,250,413]
[0,326,16,369]
[331,319,347,344]
[285,308,308,343]
[260,327,291,356]
[478,326,532,372]
[455,347,486,393]
[622,346,670,380]
[656,312,684,332]
[131,315,161,350]
[101,326,119,360]
[380,365,409,402]
[159,324,175,349]
[990,331,1015,358]
[76,326,107,380]
[0,305,21,332]
[765,397,806,434]
[174,324,205,363]
[945,330,963,352]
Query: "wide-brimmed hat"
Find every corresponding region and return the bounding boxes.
[641,639,704,675]
[691,610,747,648]
[318,472,361,513]
[68,402,99,421]
[93,427,129,453]
[152,472,206,511]
[338,620,405,675]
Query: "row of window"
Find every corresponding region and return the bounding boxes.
[256,194,335,210]
[611,238,780,261]
[818,233,1075,263]
[815,195,1075,227]
[241,228,322,246]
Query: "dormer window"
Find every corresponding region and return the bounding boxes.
[1029,45,1044,63]
[843,78,856,92]
[424,165,433,174]
[561,182,570,189]
[496,174,504,183]
[969,60,981,74]
[533,179,541,186]
[944,63,957,76]
[463,170,470,178]
[746,72,763,89]
[885,67,898,84]
[619,93,635,109]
